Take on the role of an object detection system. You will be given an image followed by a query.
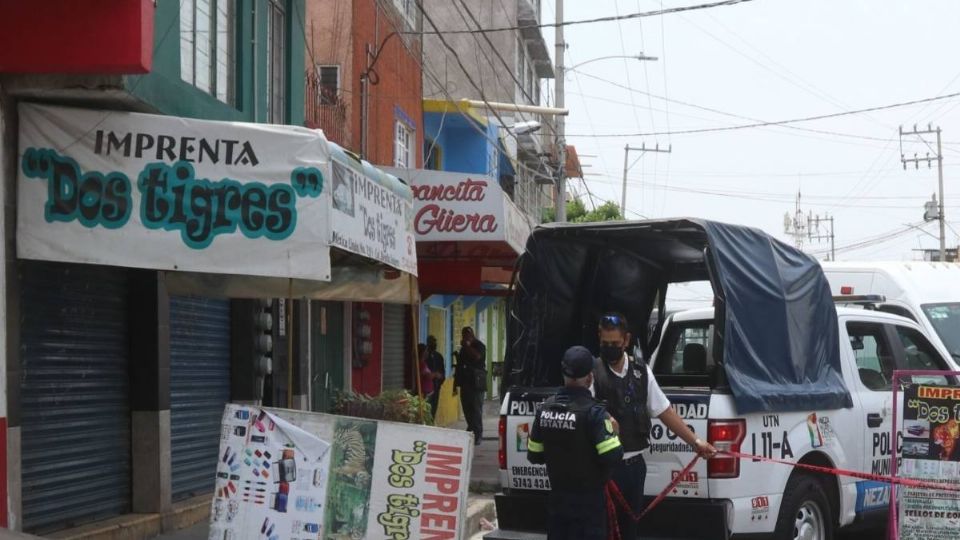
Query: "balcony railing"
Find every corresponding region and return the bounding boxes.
[305,72,351,149]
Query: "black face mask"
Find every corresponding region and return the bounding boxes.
[599,345,624,364]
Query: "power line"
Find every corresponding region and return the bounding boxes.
[418,0,755,35]
[566,90,960,138]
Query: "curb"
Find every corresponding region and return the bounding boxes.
[464,495,496,538]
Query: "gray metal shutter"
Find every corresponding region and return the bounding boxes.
[382,304,406,391]
[20,262,131,533]
[170,296,231,500]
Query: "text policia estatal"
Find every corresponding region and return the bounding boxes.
[377,442,465,540]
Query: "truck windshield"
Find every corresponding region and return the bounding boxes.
[922,303,960,360]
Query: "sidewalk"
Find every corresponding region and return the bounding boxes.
[450,398,502,493]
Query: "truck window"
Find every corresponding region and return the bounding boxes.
[894,325,950,385]
[655,321,714,375]
[846,322,895,391]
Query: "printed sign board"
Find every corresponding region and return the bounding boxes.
[382,167,532,251]
[211,405,473,540]
[895,376,960,540]
[328,159,417,275]
[17,103,333,280]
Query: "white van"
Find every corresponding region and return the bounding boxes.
[822,261,960,368]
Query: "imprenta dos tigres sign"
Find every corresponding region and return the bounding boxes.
[17,103,416,280]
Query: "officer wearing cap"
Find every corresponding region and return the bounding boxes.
[527,346,624,540]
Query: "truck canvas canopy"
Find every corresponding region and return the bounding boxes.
[505,218,853,414]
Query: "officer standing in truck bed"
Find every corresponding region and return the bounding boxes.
[527,346,624,540]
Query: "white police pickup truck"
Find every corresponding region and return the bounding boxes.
[494,304,954,539]
[485,219,955,540]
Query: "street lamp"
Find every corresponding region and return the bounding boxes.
[566,54,658,75]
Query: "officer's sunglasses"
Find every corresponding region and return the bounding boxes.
[600,314,623,327]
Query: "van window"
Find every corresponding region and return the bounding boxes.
[655,321,714,375]
[846,322,895,391]
[922,303,960,362]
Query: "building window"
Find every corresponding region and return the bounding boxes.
[317,65,340,105]
[392,0,418,28]
[180,0,235,104]
[266,0,287,123]
[395,121,414,168]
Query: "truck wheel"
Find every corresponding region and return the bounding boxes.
[773,474,835,540]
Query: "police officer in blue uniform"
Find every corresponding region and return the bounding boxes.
[527,346,624,540]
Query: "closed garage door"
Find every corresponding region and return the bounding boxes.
[170,296,231,500]
[382,304,406,391]
[20,262,131,533]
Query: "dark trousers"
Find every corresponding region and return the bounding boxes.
[611,454,646,540]
[547,489,607,540]
[428,383,441,419]
[459,385,483,441]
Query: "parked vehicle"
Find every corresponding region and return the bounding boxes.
[487,219,955,540]
[822,261,960,368]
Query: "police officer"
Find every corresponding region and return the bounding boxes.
[527,346,624,540]
[593,312,717,539]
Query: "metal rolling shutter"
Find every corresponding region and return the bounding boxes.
[170,296,231,500]
[381,304,406,391]
[20,262,131,533]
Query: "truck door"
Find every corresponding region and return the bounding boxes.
[844,321,898,498]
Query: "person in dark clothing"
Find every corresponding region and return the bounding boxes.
[454,326,486,445]
[592,312,716,539]
[528,345,624,540]
[425,335,445,418]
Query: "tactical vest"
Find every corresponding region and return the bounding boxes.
[592,357,651,452]
[535,393,607,491]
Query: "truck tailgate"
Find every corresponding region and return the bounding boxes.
[643,390,711,499]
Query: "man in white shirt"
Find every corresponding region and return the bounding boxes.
[591,312,716,538]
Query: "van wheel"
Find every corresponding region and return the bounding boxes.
[773,474,834,540]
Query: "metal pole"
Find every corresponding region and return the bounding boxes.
[937,127,946,261]
[830,216,836,262]
[554,0,566,222]
[621,144,629,216]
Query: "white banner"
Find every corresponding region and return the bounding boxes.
[17,103,333,280]
[328,159,417,275]
[385,168,515,244]
[212,405,473,540]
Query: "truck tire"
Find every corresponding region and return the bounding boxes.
[772,474,835,540]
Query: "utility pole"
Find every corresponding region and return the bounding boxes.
[900,124,946,261]
[553,0,566,222]
[621,143,671,217]
[808,213,836,261]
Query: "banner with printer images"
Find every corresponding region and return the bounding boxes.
[211,404,473,540]
[897,381,960,540]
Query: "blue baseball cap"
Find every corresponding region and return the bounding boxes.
[562,346,594,378]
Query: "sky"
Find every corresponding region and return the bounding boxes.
[537,0,960,261]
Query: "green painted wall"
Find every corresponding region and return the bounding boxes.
[126,0,305,125]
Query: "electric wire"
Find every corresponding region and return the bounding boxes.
[565,90,960,138]
[417,0,756,35]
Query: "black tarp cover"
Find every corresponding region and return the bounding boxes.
[506,218,852,414]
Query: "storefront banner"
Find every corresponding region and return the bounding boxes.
[328,158,417,275]
[17,103,332,281]
[212,404,473,540]
[897,381,960,539]
[385,168,511,244]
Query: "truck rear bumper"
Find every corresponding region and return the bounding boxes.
[488,492,730,540]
